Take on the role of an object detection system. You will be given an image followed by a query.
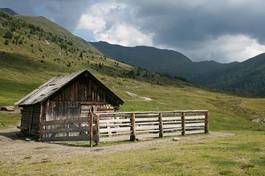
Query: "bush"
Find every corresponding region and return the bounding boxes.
[79,52,83,58]
[3,31,12,39]
[18,39,23,45]
[4,40,9,45]
[66,62,71,67]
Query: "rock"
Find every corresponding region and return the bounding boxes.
[0,106,15,111]
[172,137,180,141]
[252,118,265,125]
[25,138,31,141]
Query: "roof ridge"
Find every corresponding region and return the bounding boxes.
[15,69,123,106]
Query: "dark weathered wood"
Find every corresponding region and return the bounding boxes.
[39,103,43,140]
[181,112,185,136]
[41,126,90,134]
[42,117,90,125]
[28,107,33,133]
[204,111,209,133]
[95,114,100,145]
[89,112,94,147]
[130,113,136,141]
[158,113,163,138]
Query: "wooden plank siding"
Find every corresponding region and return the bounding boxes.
[20,104,41,135]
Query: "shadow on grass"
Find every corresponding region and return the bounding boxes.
[52,139,134,148]
[0,130,31,140]
[0,128,40,141]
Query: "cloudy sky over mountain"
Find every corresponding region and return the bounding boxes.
[1,0,265,63]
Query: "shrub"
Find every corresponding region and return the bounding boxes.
[79,52,82,57]
[3,31,13,39]
[18,39,23,45]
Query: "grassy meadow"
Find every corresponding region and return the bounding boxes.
[0,12,264,176]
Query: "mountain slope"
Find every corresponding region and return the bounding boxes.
[0,8,18,15]
[91,41,195,77]
[205,53,265,96]
[0,10,264,133]
[91,41,235,79]
[91,41,265,96]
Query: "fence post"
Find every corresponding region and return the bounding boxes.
[158,113,163,138]
[89,111,94,147]
[130,113,136,141]
[95,114,100,145]
[204,111,209,134]
[181,112,185,136]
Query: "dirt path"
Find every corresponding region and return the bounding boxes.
[0,127,234,164]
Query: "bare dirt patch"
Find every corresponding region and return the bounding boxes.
[125,91,152,101]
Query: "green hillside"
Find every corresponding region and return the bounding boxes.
[0,9,265,176]
[203,53,265,96]
[0,11,264,132]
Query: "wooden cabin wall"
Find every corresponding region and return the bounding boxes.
[51,74,107,102]
[20,104,41,135]
[45,73,114,121]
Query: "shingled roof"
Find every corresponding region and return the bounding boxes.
[15,69,124,106]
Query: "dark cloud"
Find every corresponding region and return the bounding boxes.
[1,0,265,62]
[126,0,265,47]
[0,0,93,30]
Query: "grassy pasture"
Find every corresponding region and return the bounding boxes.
[0,131,264,176]
[0,12,264,175]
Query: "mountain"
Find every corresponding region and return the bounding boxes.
[91,41,235,79]
[0,9,265,135]
[205,53,265,96]
[0,8,18,15]
[91,41,265,96]
[91,41,191,77]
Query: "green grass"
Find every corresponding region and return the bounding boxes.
[0,131,264,176]
[0,112,19,128]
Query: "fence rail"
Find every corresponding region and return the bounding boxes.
[40,110,209,146]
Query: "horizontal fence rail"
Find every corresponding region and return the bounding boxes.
[40,110,209,146]
[96,110,209,142]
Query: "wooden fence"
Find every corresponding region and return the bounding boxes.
[40,110,208,146]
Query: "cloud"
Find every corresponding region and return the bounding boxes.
[179,34,265,62]
[0,0,93,30]
[123,0,265,61]
[75,1,153,46]
[1,0,265,62]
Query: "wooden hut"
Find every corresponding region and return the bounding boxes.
[15,69,124,136]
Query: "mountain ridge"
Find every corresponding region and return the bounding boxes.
[91,41,265,96]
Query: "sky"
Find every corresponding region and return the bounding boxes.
[1,0,265,63]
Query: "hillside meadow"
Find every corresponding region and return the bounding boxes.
[0,11,264,176]
[0,51,265,175]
